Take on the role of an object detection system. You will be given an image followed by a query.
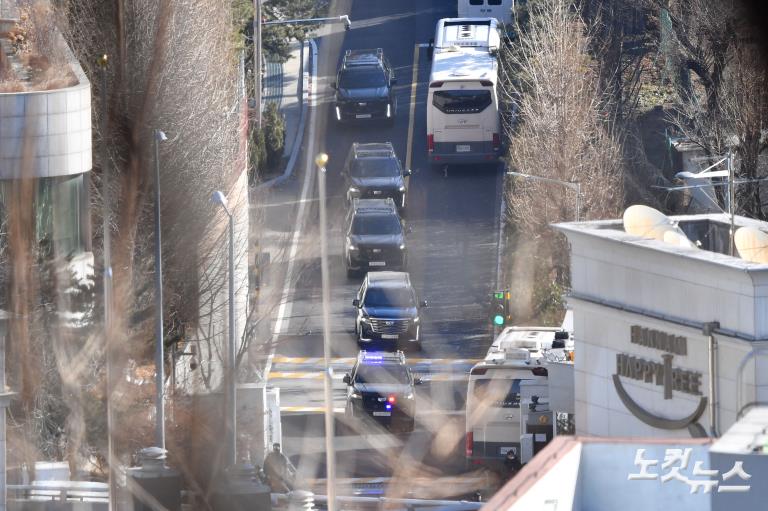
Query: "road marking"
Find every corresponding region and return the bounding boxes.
[281,406,345,414]
[404,43,420,172]
[264,40,319,381]
[272,356,480,365]
[270,371,468,382]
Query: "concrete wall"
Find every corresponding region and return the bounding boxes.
[507,441,581,511]
[0,21,92,180]
[564,224,768,340]
[709,451,768,510]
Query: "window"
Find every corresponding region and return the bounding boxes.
[472,378,525,408]
[432,90,492,114]
[351,158,400,178]
[469,0,484,5]
[339,67,387,89]
[355,364,409,384]
[363,286,415,308]
[352,215,402,235]
[489,0,502,5]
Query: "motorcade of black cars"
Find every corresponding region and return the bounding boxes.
[343,350,422,433]
[342,142,411,211]
[331,49,397,124]
[352,271,427,351]
[344,198,408,277]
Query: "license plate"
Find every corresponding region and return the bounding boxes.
[356,114,372,119]
[369,261,386,266]
[372,248,382,253]
[372,190,382,195]
[373,411,391,417]
[456,144,471,152]
[381,334,399,339]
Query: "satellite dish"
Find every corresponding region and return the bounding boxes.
[623,204,695,248]
[734,227,768,264]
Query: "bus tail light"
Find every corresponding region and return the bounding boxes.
[465,432,474,457]
[492,133,500,151]
[427,134,434,152]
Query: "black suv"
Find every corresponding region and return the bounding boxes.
[343,142,411,210]
[343,350,422,433]
[352,271,427,351]
[344,199,408,277]
[332,49,397,124]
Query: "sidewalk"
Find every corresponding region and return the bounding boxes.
[263,39,310,163]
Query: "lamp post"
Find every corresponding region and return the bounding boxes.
[212,191,237,467]
[315,153,337,511]
[507,171,582,222]
[153,129,168,452]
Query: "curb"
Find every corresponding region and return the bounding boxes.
[255,38,318,190]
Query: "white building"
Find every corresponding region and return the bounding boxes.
[554,213,768,440]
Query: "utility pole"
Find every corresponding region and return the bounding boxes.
[253,0,262,128]
[728,150,735,257]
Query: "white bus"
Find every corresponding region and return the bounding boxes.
[465,326,573,468]
[458,0,514,24]
[427,18,502,166]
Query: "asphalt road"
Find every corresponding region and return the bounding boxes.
[252,0,504,497]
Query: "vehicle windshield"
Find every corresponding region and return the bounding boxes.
[339,67,388,89]
[472,378,524,408]
[351,215,402,235]
[363,286,415,307]
[351,158,400,178]
[355,364,410,385]
[432,89,493,114]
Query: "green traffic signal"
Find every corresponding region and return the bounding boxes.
[494,314,505,326]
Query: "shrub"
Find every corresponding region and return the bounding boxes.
[263,102,285,170]
[249,123,266,183]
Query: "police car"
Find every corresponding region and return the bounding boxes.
[343,351,422,433]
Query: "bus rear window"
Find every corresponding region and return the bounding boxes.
[432,90,492,114]
[472,378,522,408]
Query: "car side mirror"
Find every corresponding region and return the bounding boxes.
[404,169,412,177]
[414,377,423,385]
[352,299,360,307]
[331,82,337,90]
[420,300,428,308]
[343,374,351,385]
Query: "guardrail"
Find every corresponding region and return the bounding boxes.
[8,482,109,503]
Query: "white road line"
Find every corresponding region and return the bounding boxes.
[405,43,420,172]
[264,39,319,381]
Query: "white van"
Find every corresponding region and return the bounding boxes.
[427,18,502,166]
[458,0,514,24]
[465,326,573,468]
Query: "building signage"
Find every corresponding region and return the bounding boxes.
[613,325,707,433]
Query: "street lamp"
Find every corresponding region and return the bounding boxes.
[507,171,582,222]
[211,190,237,467]
[153,129,168,453]
[315,152,337,511]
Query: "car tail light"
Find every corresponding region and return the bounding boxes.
[492,133,500,151]
[429,81,443,88]
[427,134,434,152]
[465,432,473,457]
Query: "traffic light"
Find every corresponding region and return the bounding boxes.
[490,291,511,326]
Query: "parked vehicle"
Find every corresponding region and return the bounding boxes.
[427,18,502,165]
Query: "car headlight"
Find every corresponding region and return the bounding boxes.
[360,316,371,324]
[350,391,362,399]
[399,244,406,250]
[335,106,341,120]
[412,317,419,323]
[398,185,406,192]
[348,186,359,193]
[404,392,414,400]
[346,237,358,251]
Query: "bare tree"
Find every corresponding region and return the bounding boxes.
[499,0,624,321]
